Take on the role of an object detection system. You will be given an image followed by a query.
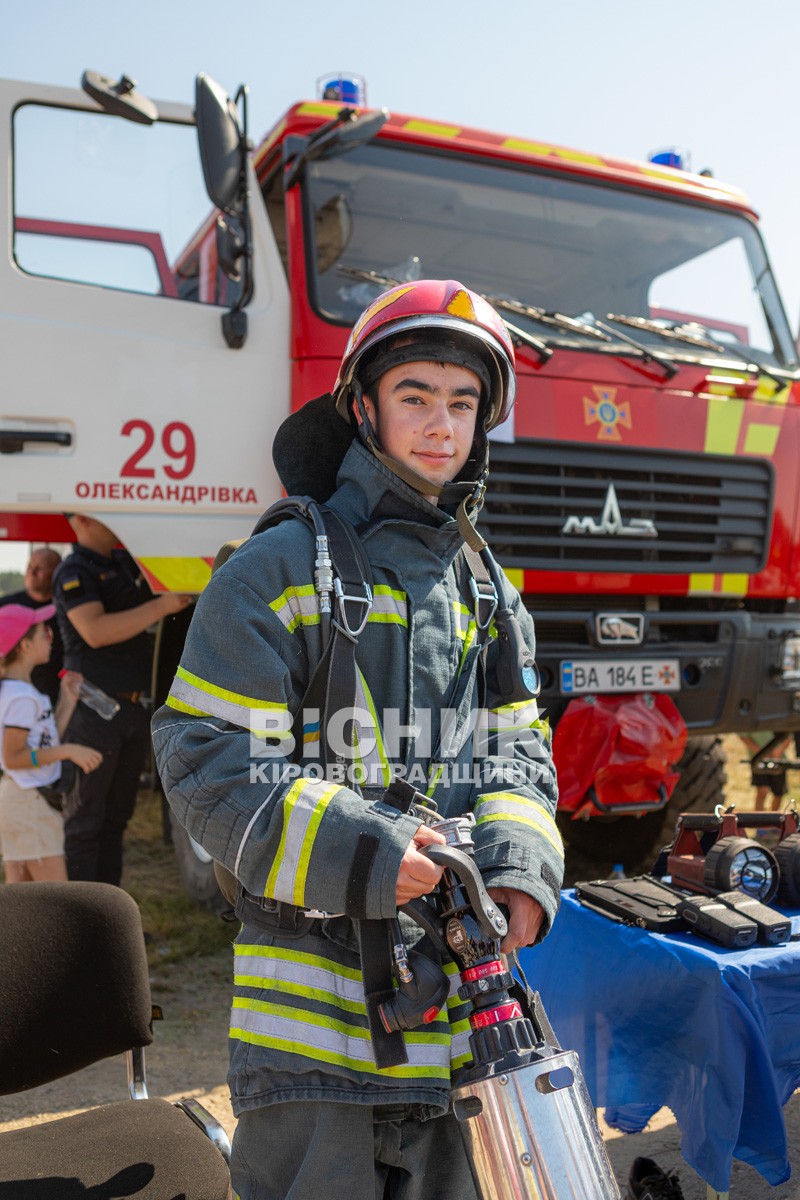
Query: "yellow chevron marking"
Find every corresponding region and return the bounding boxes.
[140,557,212,593]
[501,137,557,157]
[446,289,476,321]
[296,102,344,117]
[688,574,715,595]
[403,119,460,138]
[720,574,748,596]
[704,398,744,454]
[743,423,780,456]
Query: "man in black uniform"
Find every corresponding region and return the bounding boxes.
[0,546,63,702]
[53,514,191,885]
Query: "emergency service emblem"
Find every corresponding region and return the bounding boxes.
[583,386,631,441]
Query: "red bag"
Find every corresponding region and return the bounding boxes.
[552,693,687,818]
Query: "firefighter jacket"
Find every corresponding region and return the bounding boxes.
[152,440,563,1118]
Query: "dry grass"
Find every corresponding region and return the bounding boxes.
[122,787,236,970]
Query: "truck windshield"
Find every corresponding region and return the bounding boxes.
[304,143,796,369]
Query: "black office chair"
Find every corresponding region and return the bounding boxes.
[0,881,231,1199]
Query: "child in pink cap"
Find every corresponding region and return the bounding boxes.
[0,604,102,882]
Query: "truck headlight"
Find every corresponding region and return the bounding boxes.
[779,633,800,682]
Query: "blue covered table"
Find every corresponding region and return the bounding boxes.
[519,890,800,1193]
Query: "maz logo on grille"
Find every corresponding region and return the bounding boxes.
[562,482,657,538]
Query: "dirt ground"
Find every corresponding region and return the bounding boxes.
[2,736,799,1197]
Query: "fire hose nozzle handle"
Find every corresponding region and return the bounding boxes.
[422,844,508,940]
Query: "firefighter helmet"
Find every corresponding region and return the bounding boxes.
[333,279,516,430]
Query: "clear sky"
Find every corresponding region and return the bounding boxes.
[3,0,800,572]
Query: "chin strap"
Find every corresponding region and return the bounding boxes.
[353,382,489,552]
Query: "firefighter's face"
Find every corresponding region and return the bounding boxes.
[363,360,480,501]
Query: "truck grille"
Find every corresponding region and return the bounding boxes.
[479,440,774,574]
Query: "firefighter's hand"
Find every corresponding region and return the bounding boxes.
[396,824,446,904]
[487,887,544,952]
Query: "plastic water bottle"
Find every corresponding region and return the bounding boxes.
[610,863,626,880]
[78,680,120,720]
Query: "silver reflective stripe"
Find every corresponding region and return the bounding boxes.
[450,1025,473,1068]
[270,584,321,633]
[235,946,365,1006]
[475,792,563,858]
[369,586,408,626]
[169,666,288,731]
[487,699,540,729]
[265,778,340,906]
[231,998,451,1077]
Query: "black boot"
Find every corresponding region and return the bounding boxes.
[627,1156,685,1200]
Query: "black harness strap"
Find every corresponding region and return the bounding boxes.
[295,503,373,770]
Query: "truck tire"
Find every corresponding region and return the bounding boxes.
[558,736,727,875]
[169,807,231,915]
[655,734,728,847]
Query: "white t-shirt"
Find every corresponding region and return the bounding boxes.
[0,679,61,789]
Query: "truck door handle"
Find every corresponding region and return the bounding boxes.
[0,429,72,454]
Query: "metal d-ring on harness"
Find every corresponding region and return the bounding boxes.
[460,544,541,704]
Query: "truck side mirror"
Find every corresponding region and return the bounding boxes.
[195,74,253,348]
[195,73,246,217]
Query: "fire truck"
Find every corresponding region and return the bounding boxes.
[3,70,799,899]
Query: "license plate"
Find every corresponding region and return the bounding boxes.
[560,658,680,695]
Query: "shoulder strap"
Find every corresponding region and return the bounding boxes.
[229,496,373,772]
[455,545,498,643]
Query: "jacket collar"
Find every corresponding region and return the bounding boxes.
[329,442,469,553]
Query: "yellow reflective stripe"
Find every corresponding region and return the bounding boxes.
[426,763,444,798]
[403,118,460,138]
[720,574,749,596]
[169,668,290,733]
[235,975,367,1016]
[231,997,451,1078]
[265,778,339,906]
[164,695,206,717]
[175,665,281,711]
[230,1028,449,1079]
[296,101,343,117]
[236,942,362,981]
[704,397,744,454]
[688,573,749,597]
[269,584,320,633]
[234,995,449,1044]
[488,700,540,727]
[743,423,780,456]
[354,669,391,787]
[475,792,563,857]
[501,137,557,157]
[753,378,789,404]
[139,556,212,593]
[369,586,408,626]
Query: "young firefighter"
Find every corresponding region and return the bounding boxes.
[153,280,563,1200]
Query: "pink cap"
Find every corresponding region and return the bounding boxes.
[0,603,56,656]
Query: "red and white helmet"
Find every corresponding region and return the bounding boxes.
[333,279,516,430]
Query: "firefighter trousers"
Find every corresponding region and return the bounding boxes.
[230,1099,480,1200]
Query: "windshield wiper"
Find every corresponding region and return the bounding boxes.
[606,313,723,353]
[591,318,678,380]
[487,296,610,341]
[605,312,787,389]
[488,295,676,378]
